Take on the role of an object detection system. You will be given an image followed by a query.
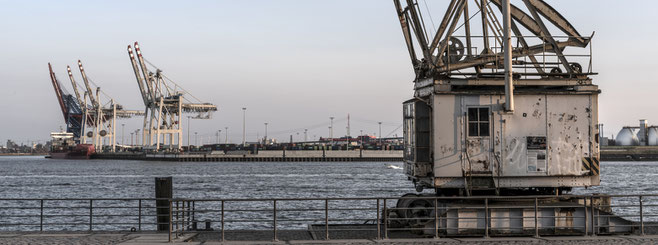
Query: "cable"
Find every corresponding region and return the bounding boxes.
[143,57,206,104]
[385,124,404,137]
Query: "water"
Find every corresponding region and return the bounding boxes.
[1,156,655,199]
[0,156,414,199]
[1,156,656,230]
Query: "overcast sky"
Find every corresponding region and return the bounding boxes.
[0,0,656,145]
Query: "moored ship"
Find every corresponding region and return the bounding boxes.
[48,132,95,159]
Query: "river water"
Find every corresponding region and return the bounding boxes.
[0,156,653,198]
[0,156,655,230]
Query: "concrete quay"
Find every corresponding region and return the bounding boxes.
[94,150,404,162]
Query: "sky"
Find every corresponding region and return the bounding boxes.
[0,0,656,146]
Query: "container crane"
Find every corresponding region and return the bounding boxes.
[63,60,144,152]
[47,63,83,141]
[127,42,217,151]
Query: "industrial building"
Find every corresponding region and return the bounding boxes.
[608,120,658,146]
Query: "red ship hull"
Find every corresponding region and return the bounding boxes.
[49,144,95,160]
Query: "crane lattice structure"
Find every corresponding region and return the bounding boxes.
[48,63,83,141]
[66,60,144,152]
[127,42,217,151]
[394,0,594,82]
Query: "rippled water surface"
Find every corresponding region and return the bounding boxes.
[0,156,655,198]
[0,156,415,199]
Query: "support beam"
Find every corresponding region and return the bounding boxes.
[503,0,514,112]
[405,0,433,63]
[394,0,419,67]
[523,0,572,73]
[433,0,466,66]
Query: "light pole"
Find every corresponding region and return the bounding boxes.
[242,108,247,147]
[121,123,125,145]
[360,129,364,146]
[195,132,198,146]
[378,122,383,146]
[130,132,134,146]
[187,116,192,147]
[329,117,334,139]
[135,129,140,146]
[264,122,268,143]
[225,127,229,144]
[304,129,308,142]
[377,122,384,150]
[217,130,221,144]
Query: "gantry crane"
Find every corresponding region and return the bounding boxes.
[63,60,144,152]
[127,42,217,151]
[48,63,83,141]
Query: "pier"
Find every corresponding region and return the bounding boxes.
[93,150,404,162]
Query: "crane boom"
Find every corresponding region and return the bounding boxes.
[134,42,156,101]
[48,63,68,121]
[77,60,98,107]
[66,65,84,107]
[127,45,151,106]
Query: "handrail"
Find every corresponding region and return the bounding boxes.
[0,194,655,242]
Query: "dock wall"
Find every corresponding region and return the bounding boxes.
[94,150,403,162]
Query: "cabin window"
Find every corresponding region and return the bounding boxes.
[468,107,490,137]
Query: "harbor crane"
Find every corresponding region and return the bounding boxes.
[48,63,83,141]
[52,60,144,152]
[395,0,599,196]
[127,42,217,151]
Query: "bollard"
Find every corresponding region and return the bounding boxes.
[155,177,173,231]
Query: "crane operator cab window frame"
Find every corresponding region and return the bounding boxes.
[467,107,490,137]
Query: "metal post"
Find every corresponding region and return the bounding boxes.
[138,199,142,231]
[591,196,596,236]
[383,198,388,239]
[176,201,179,233]
[168,201,172,242]
[434,198,439,239]
[273,200,278,241]
[242,108,247,147]
[325,199,329,240]
[187,116,191,147]
[484,198,489,238]
[40,200,43,231]
[583,196,588,236]
[221,201,225,242]
[376,199,381,240]
[640,196,644,235]
[502,0,514,112]
[534,198,539,237]
[89,199,93,231]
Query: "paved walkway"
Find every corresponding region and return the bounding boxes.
[2,232,658,244]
